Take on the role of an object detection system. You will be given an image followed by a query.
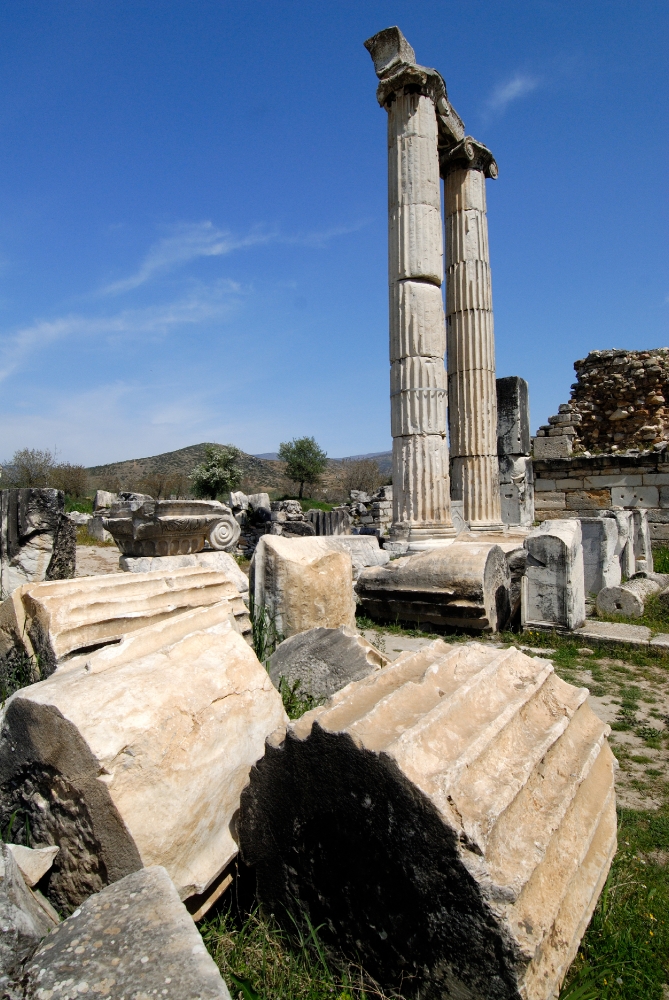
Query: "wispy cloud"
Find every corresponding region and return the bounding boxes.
[0,280,240,382]
[101,218,370,295]
[486,73,540,113]
[101,221,270,295]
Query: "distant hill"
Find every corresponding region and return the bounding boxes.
[86,443,393,498]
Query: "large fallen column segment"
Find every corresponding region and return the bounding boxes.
[0,608,287,913]
[240,640,616,1000]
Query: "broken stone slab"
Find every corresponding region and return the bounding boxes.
[0,607,287,913]
[356,541,511,631]
[596,577,662,618]
[66,511,92,527]
[239,640,616,1000]
[19,865,231,1000]
[533,435,573,459]
[0,565,251,681]
[1,489,76,596]
[104,498,241,555]
[572,621,651,646]
[0,842,58,983]
[119,550,249,593]
[267,626,389,701]
[522,519,586,630]
[6,844,59,887]
[86,513,113,542]
[649,633,669,647]
[579,517,621,595]
[251,536,357,638]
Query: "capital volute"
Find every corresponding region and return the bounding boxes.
[440,137,498,180]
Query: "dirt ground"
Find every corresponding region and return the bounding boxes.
[75,544,122,577]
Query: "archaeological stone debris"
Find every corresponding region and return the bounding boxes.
[103,496,241,556]
[267,625,389,700]
[0,489,76,597]
[522,520,586,631]
[0,608,286,914]
[240,640,616,1000]
[497,376,535,527]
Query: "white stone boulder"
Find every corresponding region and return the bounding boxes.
[6,844,59,887]
[596,576,662,618]
[19,866,232,1000]
[0,607,287,913]
[240,640,616,1000]
[267,625,388,701]
[522,519,586,630]
[251,536,356,638]
[0,565,251,681]
[93,489,118,511]
[356,541,512,631]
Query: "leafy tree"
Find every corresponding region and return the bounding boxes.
[278,437,328,499]
[2,448,56,488]
[190,445,242,500]
[51,462,88,498]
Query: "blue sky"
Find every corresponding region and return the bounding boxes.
[0,1,667,465]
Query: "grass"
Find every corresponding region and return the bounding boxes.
[75,525,117,547]
[64,496,93,514]
[202,908,393,1000]
[653,546,669,575]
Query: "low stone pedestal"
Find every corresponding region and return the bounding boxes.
[356,541,511,631]
[0,609,286,912]
[522,520,586,630]
[239,640,616,1000]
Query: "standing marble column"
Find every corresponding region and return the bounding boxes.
[444,148,502,530]
[365,28,454,544]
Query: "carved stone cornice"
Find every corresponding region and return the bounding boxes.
[440,137,498,180]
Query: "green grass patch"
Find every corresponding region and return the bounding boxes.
[202,909,390,1000]
[75,525,117,547]
[652,546,669,574]
[64,496,93,513]
[561,808,669,1000]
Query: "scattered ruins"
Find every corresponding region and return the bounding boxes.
[3,21,665,1000]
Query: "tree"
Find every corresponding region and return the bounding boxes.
[2,448,56,487]
[336,458,385,499]
[190,445,242,500]
[51,463,88,498]
[278,437,328,499]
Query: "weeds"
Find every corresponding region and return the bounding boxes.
[249,597,283,664]
[0,645,36,706]
[202,908,394,1000]
[278,677,321,720]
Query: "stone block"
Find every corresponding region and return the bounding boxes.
[239,640,616,1000]
[356,541,511,631]
[87,514,113,542]
[579,517,621,595]
[119,550,249,593]
[572,621,651,645]
[650,524,669,541]
[19,866,232,1000]
[496,376,530,456]
[535,479,557,491]
[532,436,573,459]
[0,566,251,680]
[596,577,661,617]
[649,634,669,647]
[1,489,76,596]
[647,508,669,522]
[610,486,659,508]
[556,478,583,489]
[247,492,271,513]
[534,491,566,510]
[565,490,611,510]
[499,455,534,526]
[93,490,118,511]
[660,487,669,508]
[583,475,642,488]
[251,536,356,639]
[643,474,669,485]
[522,519,586,630]
[630,508,653,572]
[0,607,287,912]
[0,842,58,982]
[268,626,388,701]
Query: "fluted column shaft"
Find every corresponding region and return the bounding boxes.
[445,167,502,529]
[387,91,454,539]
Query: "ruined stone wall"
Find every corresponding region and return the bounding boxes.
[536,348,669,455]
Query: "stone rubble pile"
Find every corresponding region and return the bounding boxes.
[239,639,616,1000]
[339,485,393,537]
[534,348,669,458]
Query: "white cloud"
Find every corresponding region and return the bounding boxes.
[101,221,270,295]
[101,218,370,295]
[0,280,240,382]
[486,73,540,113]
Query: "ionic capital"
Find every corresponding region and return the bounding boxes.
[440,137,498,180]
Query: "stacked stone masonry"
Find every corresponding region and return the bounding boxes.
[533,451,669,546]
[535,349,669,455]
